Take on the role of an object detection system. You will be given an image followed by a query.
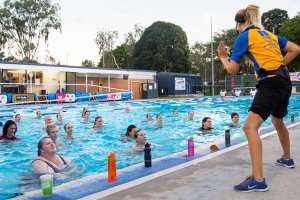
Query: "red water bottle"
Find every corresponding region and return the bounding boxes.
[108,151,117,182]
[188,136,194,156]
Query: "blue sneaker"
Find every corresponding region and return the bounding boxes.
[234,176,269,192]
[276,156,295,168]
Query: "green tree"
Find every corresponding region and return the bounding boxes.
[189,42,210,82]
[113,24,144,69]
[279,16,300,71]
[112,44,130,68]
[0,0,61,62]
[95,29,118,68]
[262,8,289,34]
[82,59,95,67]
[132,21,191,73]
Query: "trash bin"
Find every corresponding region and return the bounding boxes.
[41,90,46,95]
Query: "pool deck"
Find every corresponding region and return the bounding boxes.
[84,123,300,200]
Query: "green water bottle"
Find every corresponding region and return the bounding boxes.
[291,112,294,123]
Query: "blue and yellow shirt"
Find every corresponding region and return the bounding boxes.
[230,25,288,80]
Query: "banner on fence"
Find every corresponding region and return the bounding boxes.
[106,93,122,101]
[0,95,7,105]
[290,72,300,82]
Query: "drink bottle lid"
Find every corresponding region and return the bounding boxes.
[224,126,230,131]
[108,151,116,158]
[187,136,193,140]
[145,143,150,147]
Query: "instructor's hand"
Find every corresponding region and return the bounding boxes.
[218,41,228,58]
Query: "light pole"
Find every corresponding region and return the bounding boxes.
[210,16,215,96]
[29,72,33,93]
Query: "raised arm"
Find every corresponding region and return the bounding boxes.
[218,41,240,75]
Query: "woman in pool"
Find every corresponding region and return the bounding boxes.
[126,124,137,138]
[46,125,64,146]
[125,107,130,113]
[83,111,91,122]
[44,116,53,126]
[82,107,88,117]
[15,114,21,122]
[153,114,163,128]
[0,120,20,141]
[141,113,153,122]
[36,111,42,119]
[63,123,75,139]
[92,116,103,129]
[199,117,213,131]
[54,113,63,126]
[187,111,194,121]
[131,130,159,151]
[32,137,71,174]
[131,130,147,152]
[172,110,178,116]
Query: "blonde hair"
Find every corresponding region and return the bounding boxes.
[46,124,57,135]
[236,4,264,30]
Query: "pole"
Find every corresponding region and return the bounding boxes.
[29,72,33,93]
[211,16,214,96]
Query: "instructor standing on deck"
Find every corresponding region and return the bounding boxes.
[217,4,300,192]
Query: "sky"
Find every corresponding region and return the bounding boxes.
[3,0,300,66]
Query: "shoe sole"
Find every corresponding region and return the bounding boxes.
[234,186,269,193]
[276,162,295,168]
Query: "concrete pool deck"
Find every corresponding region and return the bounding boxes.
[84,123,300,200]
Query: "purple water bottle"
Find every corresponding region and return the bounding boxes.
[188,136,194,157]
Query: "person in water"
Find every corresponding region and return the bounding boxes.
[228,112,240,128]
[32,137,71,174]
[199,117,213,131]
[92,116,103,129]
[0,120,20,141]
[131,130,147,152]
[187,111,194,121]
[125,124,138,138]
[46,125,64,146]
[141,113,153,122]
[15,114,21,122]
[63,123,75,139]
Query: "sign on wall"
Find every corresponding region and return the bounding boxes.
[175,77,186,91]
[12,94,34,103]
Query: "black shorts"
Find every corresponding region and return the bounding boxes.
[249,75,292,121]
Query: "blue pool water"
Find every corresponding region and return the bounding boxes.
[0,95,299,199]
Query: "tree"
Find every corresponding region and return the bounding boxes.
[279,16,300,71]
[262,8,289,34]
[112,24,144,69]
[189,42,210,82]
[112,44,130,68]
[81,59,95,67]
[0,0,61,62]
[95,29,118,68]
[132,21,191,73]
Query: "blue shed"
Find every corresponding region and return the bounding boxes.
[157,72,203,96]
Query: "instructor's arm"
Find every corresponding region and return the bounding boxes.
[218,41,240,75]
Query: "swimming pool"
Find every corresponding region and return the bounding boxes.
[1,95,299,199]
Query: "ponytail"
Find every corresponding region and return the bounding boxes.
[235,4,264,30]
[245,4,264,29]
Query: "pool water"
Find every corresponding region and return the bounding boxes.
[0,95,299,199]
